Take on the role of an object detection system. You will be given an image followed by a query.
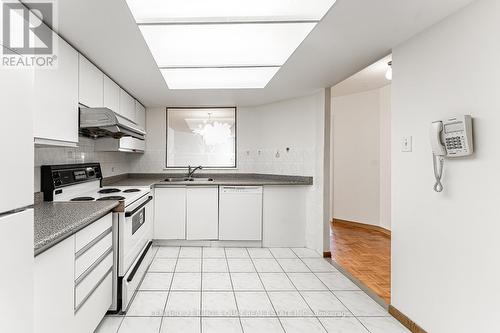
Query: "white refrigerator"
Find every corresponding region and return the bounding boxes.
[0,46,35,333]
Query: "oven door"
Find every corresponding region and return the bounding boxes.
[118,194,153,276]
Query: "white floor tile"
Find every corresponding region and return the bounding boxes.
[179,247,202,258]
[149,258,177,272]
[358,317,410,333]
[253,258,283,272]
[334,291,389,317]
[269,248,297,259]
[202,292,239,317]
[231,273,264,291]
[202,273,233,291]
[301,259,338,272]
[316,273,360,291]
[319,317,369,333]
[156,247,180,258]
[240,318,284,333]
[164,291,201,317]
[126,291,168,317]
[288,273,328,291]
[268,291,314,317]
[175,258,202,272]
[259,273,296,291]
[202,317,243,333]
[160,317,201,333]
[235,292,276,317]
[279,317,326,333]
[203,258,229,272]
[118,317,161,333]
[300,291,351,317]
[94,316,123,333]
[171,272,201,291]
[139,273,173,291]
[291,248,320,258]
[225,248,250,258]
[277,259,310,272]
[247,248,273,258]
[203,247,226,258]
[228,258,256,272]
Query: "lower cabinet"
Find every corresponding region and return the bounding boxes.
[186,187,219,240]
[154,187,186,239]
[34,214,113,333]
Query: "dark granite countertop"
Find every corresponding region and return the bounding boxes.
[34,201,119,256]
[104,173,313,187]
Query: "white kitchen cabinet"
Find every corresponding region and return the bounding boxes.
[154,187,186,239]
[103,75,120,113]
[34,33,79,147]
[34,236,75,333]
[78,54,103,107]
[119,89,136,122]
[135,100,146,130]
[186,187,219,240]
[219,186,262,241]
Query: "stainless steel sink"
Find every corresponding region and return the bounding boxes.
[163,177,214,182]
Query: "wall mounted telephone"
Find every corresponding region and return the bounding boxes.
[430,115,473,192]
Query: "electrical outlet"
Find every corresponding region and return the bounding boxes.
[401,136,412,152]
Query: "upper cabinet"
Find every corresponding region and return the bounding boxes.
[34,33,79,147]
[103,75,120,113]
[135,101,146,130]
[78,55,103,107]
[119,89,136,122]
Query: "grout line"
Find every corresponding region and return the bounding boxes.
[200,247,204,333]
[247,248,287,333]
[225,247,245,333]
[157,246,180,333]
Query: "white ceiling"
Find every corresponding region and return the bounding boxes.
[49,0,473,107]
[332,54,392,97]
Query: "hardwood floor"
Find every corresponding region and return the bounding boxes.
[330,221,391,304]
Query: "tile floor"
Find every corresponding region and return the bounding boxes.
[95,247,409,333]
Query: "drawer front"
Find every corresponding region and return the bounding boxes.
[74,272,112,333]
[75,251,112,309]
[75,214,112,253]
[75,231,112,280]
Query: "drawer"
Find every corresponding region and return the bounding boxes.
[75,251,112,309]
[75,231,112,280]
[75,213,112,253]
[74,272,112,333]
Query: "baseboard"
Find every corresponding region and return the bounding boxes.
[332,218,391,237]
[389,305,427,333]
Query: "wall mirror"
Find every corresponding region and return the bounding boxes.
[166,107,236,168]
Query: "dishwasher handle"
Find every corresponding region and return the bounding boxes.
[220,186,263,194]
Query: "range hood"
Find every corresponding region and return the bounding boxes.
[79,107,145,140]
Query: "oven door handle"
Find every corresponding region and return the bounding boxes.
[125,196,153,217]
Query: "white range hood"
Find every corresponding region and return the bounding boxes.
[79,107,146,140]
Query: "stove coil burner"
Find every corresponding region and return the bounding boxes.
[97,196,125,201]
[98,188,121,194]
[70,196,95,201]
[123,189,140,193]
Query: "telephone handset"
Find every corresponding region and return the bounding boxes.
[429,115,473,192]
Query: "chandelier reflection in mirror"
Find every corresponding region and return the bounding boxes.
[166,107,236,168]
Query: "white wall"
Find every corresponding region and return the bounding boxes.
[133,91,331,253]
[331,86,391,229]
[391,0,500,332]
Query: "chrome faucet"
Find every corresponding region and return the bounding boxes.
[187,165,203,178]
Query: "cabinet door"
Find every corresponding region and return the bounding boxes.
[78,54,103,107]
[154,187,186,239]
[34,33,79,146]
[186,187,219,240]
[135,101,146,131]
[103,75,120,113]
[34,236,74,333]
[119,89,136,122]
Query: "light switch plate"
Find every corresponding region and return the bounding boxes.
[401,136,412,152]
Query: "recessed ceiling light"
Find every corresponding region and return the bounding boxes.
[125,0,337,89]
[161,67,280,89]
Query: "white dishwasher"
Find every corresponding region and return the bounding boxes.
[219,186,263,241]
